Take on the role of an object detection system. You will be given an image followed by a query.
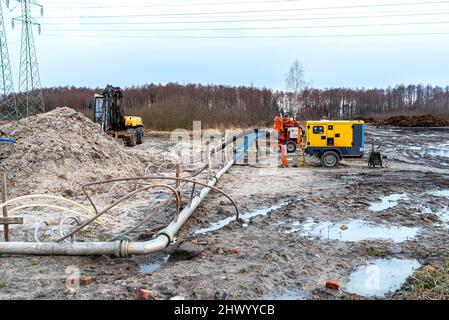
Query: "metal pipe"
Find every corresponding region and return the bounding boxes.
[0,241,122,256]
[0,129,261,256]
[0,160,235,256]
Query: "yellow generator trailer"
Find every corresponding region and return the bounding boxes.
[305,120,365,167]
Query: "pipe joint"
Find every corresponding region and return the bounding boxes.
[119,240,130,257]
[156,229,174,246]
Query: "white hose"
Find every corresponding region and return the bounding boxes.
[0,195,105,225]
[8,204,104,226]
[0,195,94,215]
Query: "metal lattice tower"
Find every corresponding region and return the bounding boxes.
[0,0,18,120]
[13,0,44,118]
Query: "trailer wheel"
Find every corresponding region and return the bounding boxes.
[286,141,297,153]
[320,151,340,168]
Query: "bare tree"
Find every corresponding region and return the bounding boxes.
[285,59,308,116]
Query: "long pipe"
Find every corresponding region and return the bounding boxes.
[0,157,235,256]
[0,130,262,256]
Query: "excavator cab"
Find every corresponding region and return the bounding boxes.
[93,94,106,128]
[92,85,144,147]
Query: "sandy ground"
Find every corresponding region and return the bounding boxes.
[0,125,448,300]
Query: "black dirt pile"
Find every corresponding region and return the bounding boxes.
[0,107,144,196]
[380,114,449,127]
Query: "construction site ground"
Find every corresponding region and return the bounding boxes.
[0,114,448,300]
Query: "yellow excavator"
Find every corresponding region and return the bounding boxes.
[92,85,144,147]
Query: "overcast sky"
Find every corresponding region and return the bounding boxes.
[3,0,449,90]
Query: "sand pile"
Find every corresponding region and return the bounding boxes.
[0,107,144,195]
[381,114,449,127]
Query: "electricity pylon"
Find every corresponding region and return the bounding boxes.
[12,0,44,118]
[0,0,18,120]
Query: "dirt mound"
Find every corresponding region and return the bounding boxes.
[0,107,144,196]
[380,114,449,127]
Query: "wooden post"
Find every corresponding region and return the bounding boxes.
[243,136,249,165]
[0,173,23,242]
[299,139,306,167]
[254,129,259,165]
[175,164,181,190]
[221,136,225,165]
[233,136,237,161]
[1,172,9,241]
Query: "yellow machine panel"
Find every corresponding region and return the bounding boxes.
[306,120,364,148]
[124,116,144,128]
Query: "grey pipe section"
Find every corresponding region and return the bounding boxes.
[0,160,235,257]
[0,129,261,256]
[0,241,122,256]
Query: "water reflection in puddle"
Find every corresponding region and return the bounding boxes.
[424,148,449,158]
[346,258,421,297]
[369,194,408,212]
[194,202,287,235]
[429,189,449,198]
[265,289,307,300]
[139,254,170,274]
[288,219,419,243]
[436,207,449,225]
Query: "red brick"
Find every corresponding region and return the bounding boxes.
[229,247,241,254]
[137,289,152,300]
[325,280,340,290]
[80,276,95,286]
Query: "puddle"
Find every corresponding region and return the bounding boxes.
[194,202,287,235]
[368,194,408,212]
[289,219,419,243]
[423,148,449,158]
[415,205,433,215]
[139,254,170,274]
[346,258,421,297]
[429,189,449,198]
[265,289,307,300]
[436,207,449,224]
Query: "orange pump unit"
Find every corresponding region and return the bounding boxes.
[273,114,303,153]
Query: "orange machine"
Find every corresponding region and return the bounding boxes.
[273,114,303,153]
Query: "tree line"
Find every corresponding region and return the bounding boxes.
[41,83,449,130]
[291,85,449,120]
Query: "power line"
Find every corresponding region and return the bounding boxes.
[42,1,449,19]
[40,32,449,39]
[42,20,449,33]
[40,11,449,25]
[46,0,309,9]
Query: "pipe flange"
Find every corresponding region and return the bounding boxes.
[119,240,129,257]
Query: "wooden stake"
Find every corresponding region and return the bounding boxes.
[1,172,9,241]
[175,164,183,202]
[255,129,260,165]
[233,136,237,160]
[243,136,249,165]
[0,217,24,225]
[175,164,181,190]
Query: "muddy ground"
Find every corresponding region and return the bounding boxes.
[0,125,448,300]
